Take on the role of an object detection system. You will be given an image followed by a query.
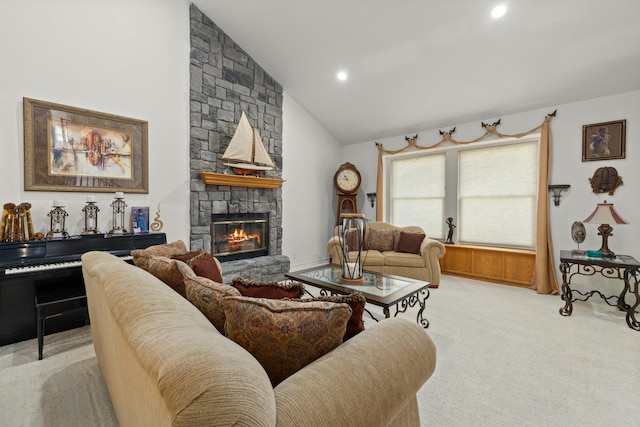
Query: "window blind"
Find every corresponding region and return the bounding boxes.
[390,154,446,239]
[458,142,538,247]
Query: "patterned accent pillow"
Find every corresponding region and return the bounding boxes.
[173,250,223,284]
[145,256,189,297]
[184,273,241,333]
[221,296,351,386]
[230,277,305,299]
[396,231,426,254]
[366,229,395,252]
[131,240,188,270]
[301,293,366,340]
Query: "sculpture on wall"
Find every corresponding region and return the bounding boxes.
[589,166,622,195]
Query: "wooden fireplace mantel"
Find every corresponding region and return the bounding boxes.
[199,172,285,189]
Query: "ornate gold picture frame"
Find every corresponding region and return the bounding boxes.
[23,97,148,193]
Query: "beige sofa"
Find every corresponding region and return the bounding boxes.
[328,221,446,287]
[82,251,437,426]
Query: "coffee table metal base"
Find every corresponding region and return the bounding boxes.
[288,265,431,329]
[332,287,430,328]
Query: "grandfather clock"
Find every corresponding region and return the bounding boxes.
[333,162,362,225]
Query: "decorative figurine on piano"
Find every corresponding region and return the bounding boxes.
[108,192,128,235]
[1,202,41,242]
[46,201,70,239]
[82,195,100,234]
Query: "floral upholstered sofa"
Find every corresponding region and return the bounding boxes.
[327,221,446,288]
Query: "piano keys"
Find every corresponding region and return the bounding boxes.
[0,232,166,346]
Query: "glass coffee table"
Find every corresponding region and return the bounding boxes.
[286,265,430,328]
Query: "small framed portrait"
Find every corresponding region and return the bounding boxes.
[130,206,150,234]
[582,119,626,161]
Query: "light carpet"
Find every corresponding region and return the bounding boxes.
[1,274,638,426]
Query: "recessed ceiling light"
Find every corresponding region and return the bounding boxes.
[491,5,506,18]
[337,71,348,81]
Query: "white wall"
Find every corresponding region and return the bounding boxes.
[0,0,191,242]
[282,93,342,269]
[3,1,638,289]
[344,90,640,291]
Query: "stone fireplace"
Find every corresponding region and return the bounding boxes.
[188,5,289,282]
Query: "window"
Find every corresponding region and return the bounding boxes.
[458,141,538,247]
[386,136,539,248]
[389,154,446,240]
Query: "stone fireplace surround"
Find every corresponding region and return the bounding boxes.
[189,5,289,283]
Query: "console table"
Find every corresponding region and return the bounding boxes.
[559,250,640,331]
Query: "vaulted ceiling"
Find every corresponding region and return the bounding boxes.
[193,1,640,144]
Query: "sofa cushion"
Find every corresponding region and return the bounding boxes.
[221,296,351,386]
[348,249,385,266]
[396,231,426,254]
[183,273,241,333]
[173,249,223,284]
[300,293,366,340]
[366,229,395,252]
[230,277,305,299]
[384,251,426,268]
[131,240,188,270]
[145,256,190,297]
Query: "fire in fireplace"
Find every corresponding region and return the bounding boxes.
[210,213,269,262]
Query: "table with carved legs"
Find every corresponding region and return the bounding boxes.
[559,250,640,331]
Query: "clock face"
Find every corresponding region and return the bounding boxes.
[336,169,360,192]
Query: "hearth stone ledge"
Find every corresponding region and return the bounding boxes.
[219,255,291,284]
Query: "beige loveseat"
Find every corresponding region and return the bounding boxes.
[82,251,437,426]
[328,221,446,287]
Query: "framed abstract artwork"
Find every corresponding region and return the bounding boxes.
[582,119,626,162]
[23,97,148,193]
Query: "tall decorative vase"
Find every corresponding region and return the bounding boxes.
[337,213,367,284]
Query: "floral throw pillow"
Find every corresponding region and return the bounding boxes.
[145,256,188,297]
[183,273,241,333]
[366,229,395,252]
[300,292,366,340]
[131,240,188,270]
[221,296,351,386]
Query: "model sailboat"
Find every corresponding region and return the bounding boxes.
[222,111,275,176]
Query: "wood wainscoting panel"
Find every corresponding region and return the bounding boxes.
[440,244,535,287]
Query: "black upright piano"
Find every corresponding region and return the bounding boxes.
[0,232,166,346]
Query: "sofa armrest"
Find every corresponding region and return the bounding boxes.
[274,318,436,427]
[420,237,446,286]
[327,236,344,265]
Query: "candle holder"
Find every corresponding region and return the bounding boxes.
[82,200,100,234]
[337,213,367,284]
[108,193,128,235]
[46,202,69,239]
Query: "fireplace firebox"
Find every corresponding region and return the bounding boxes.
[211,213,269,262]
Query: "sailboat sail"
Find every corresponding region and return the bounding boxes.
[251,129,275,167]
[223,111,275,172]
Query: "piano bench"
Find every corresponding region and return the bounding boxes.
[35,288,88,360]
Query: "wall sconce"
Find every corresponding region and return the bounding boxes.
[548,184,570,206]
[366,192,376,208]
